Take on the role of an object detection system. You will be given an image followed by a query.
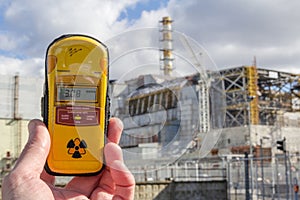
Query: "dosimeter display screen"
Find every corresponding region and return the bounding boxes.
[57,86,97,102]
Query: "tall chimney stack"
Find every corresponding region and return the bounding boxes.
[160,16,174,76]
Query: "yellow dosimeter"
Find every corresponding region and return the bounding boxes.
[42,34,109,176]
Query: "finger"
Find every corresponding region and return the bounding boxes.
[107,117,123,144]
[110,160,135,200]
[64,174,102,197]
[105,143,134,199]
[91,161,135,200]
[105,142,123,166]
[96,143,124,191]
[90,143,134,199]
[65,142,123,196]
[41,169,55,185]
[64,118,123,196]
[13,119,50,176]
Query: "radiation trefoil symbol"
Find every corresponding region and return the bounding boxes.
[67,138,87,158]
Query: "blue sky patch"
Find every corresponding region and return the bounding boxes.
[118,0,169,21]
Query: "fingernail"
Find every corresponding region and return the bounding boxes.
[115,118,124,130]
[28,120,37,139]
[113,195,123,200]
[110,117,123,130]
[28,119,44,140]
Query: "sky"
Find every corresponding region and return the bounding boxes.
[0,0,300,78]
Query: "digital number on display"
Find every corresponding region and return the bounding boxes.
[57,86,97,102]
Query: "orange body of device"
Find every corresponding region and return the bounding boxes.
[42,34,109,176]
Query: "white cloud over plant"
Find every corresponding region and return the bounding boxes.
[0,0,300,78]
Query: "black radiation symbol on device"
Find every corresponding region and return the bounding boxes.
[67,138,87,158]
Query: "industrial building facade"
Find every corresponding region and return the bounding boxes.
[110,65,300,161]
[218,66,300,156]
[0,66,300,171]
[0,75,43,172]
[221,66,300,127]
[0,16,299,173]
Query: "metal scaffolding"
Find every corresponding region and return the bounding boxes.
[219,66,300,128]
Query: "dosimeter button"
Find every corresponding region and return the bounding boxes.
[56,106,100,126]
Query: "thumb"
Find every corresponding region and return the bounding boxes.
[13,119,50,175]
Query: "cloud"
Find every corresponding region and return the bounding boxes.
[0,33,17,51]
[163,0,300,72]
[2,0,137,57]
[0,55,43,76]
[105,0,300,73]
[1,0,300,79]
[0,0,142,77]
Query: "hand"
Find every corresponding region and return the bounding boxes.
[2,118,135,200]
